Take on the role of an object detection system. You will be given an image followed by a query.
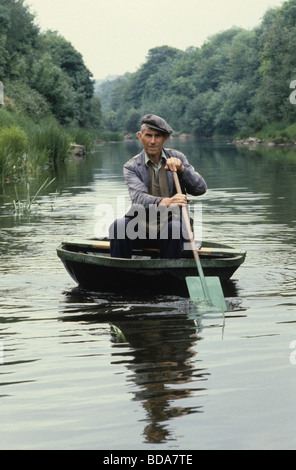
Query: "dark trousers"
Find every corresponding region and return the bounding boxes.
[109,217,184,259]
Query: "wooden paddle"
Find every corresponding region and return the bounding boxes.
[172,170,227,312]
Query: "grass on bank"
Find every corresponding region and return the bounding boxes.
[237,121,296,142]
[0,118,70,184]
[254,122,296,142]
[0,107,122,186]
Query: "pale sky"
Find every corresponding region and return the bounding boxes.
[25,0,285,80]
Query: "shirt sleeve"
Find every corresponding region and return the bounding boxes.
[167,149,207,196]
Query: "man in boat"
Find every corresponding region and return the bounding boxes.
[109,114,207,258]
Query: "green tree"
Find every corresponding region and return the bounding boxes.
[40,31,94,126]
[0,0,101,129]
[0,0,40,80]
[96,0,296,138]
[4,80,51,119]
[209,82,251,135]
[123,46,181,108]
[87,96,103,129]
[30,53,79,124]
[183,91,215,137]
[41,31,94,98]
[254,0,296,125]
[124,108,141,133]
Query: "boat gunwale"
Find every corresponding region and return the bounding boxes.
[57,242,246,270]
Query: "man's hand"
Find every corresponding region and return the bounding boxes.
[160,159,187,206]
[165,157,184,173]
[159,194,189,207]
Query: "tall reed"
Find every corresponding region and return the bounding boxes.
[0,111,96,186]
[30,120,71,164]
[13,177,56,215]
[0,125,28,184]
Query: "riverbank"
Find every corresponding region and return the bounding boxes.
[233,136,296,148]
[0,105,124,186]
[0,116,89,185]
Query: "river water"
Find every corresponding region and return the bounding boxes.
[0,139,296,450]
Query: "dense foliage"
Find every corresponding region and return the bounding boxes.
[0,0,102,127]
[0,0,107,183]
[97,0,296,139]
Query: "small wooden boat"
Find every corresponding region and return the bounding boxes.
[57,239,246,296]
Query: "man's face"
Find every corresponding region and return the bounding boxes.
[137,128,169,160]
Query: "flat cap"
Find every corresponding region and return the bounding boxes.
[141,114,173,135]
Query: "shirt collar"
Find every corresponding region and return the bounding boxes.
[145,150,167,167]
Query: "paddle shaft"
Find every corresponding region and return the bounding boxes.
[172,171,211,299]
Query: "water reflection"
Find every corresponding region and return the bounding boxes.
[59,287,230,444]
[110,318,205,444]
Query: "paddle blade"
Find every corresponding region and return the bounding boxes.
[186,276,227,312]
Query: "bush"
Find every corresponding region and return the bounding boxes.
[67,127,95,153]
[255,122,296,141]
[5,81,51,121]
[0,108,18,128]
[0,125,28,181]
